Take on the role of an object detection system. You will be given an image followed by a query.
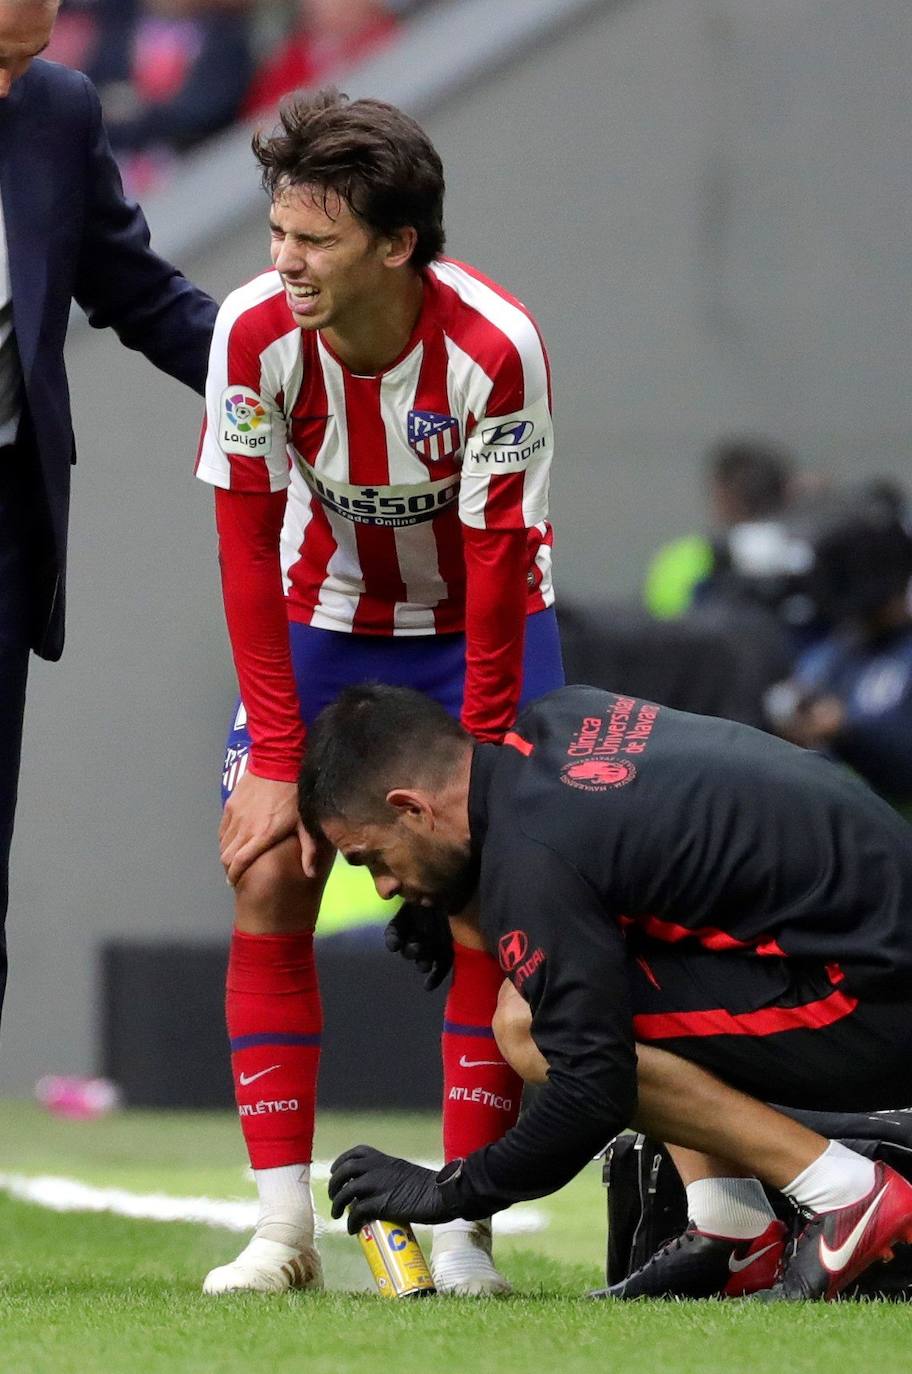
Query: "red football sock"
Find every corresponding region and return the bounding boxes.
[226,928,321,1170]
[442,943,522,1162]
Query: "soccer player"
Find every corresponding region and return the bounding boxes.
[305,683,912,1301]
[195,89,563,1293]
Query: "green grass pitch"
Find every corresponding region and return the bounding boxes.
[0,1102,909,1374]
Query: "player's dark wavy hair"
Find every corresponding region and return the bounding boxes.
[299,684,468,834]
[252,88,446,270]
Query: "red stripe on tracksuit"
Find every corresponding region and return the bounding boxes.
[633,985,859,1040]
[620,911,787,958]
[504,731,534,756]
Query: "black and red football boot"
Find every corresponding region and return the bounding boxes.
[590,1218,787,1300]
[752,1161,912,1302]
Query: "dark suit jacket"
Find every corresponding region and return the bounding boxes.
[0,59,217,660]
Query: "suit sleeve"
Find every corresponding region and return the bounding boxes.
[458,311,553,741]
[72,73,217,396]
[449,838,637,1215]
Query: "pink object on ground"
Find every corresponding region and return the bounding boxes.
[35,1075,122,1120]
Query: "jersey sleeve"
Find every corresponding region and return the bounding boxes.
[451,837,637,1215]
[460,526,528,741]
[215,487,306,781]
[458,316,553,533]
[195,285,291,494]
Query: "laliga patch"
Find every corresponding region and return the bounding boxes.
[560,758,637,792]
[219,387,272,455]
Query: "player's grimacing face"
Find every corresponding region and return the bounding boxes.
[325,816,478,916]
[269,185,389,334]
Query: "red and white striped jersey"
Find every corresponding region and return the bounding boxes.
[196,258,555,636]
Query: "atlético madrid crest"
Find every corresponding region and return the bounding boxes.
[407,410,460,461]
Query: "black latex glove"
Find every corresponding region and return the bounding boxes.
[384,902,454,991]
[329,1145,461,1234]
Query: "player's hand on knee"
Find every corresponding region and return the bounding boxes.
[219,773,299,885]
[384,902,454,991]
[328,1145,458,1233]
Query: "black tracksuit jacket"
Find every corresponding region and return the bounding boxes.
[449,685,912,1218]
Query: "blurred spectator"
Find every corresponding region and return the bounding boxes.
[644,436,795,620]
[637,437,800,726]
[47,0,405,194]
[58,0,257,193]
[766,483,912,815]
[242,0,398,117]
[44,0,99,69]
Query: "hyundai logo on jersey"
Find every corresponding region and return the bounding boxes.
[407,410,460,461]
[481,419,534,446]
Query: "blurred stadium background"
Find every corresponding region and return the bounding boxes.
[3,0,910,1134]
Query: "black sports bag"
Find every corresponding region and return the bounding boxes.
[604,1106,912,1299]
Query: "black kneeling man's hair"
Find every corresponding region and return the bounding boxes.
[298,683,468,835]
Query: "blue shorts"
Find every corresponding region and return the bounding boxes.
[222,607,564,800]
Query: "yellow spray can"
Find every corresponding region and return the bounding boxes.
[358,1220,436,1298]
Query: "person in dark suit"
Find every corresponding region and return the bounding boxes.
[0,0,217,1023]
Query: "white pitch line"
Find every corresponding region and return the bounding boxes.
[0,1173,260,1232]
[0,1170,547,1236]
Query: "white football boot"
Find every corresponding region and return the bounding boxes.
[203,1164,323,1295]
[203,1235,324,1294]
[430,1219,512,1295]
